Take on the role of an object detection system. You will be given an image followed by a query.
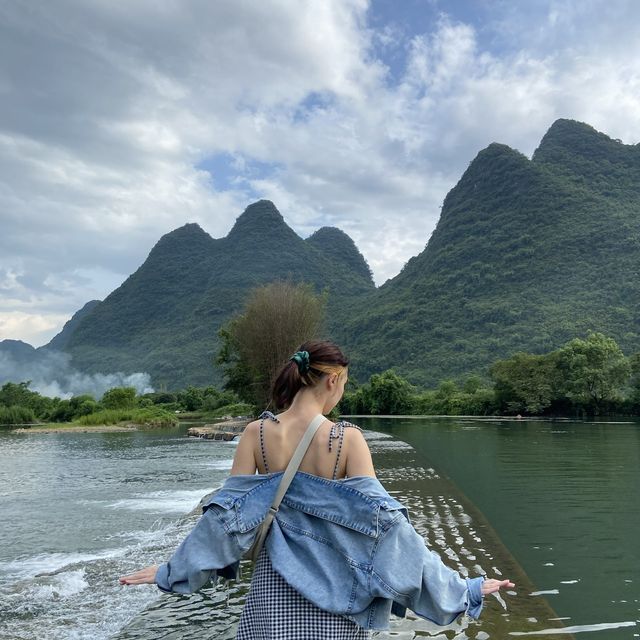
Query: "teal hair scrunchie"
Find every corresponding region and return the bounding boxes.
[290,350,310,374]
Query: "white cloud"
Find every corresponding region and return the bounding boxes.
[1,0,640,346]
[0,311,70,346]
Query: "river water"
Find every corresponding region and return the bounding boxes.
[0,417,638,639]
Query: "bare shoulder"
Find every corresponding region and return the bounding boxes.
[243,419,260,435]
[335,418,362,431]
[231,419,259,475]
[342,422,376,477]
[343,423,367,446]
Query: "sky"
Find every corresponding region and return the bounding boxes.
[1,0,640,347]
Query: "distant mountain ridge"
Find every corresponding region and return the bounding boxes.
[6,118,639,392]
[44,300,101,352]
[62,200,375,388]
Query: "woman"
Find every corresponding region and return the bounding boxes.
[120,340,513,637]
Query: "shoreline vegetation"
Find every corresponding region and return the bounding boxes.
[3,331,640,432]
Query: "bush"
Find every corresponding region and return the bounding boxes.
[142,392,177,405]
[68,395,99,417]
[202,389,239,411]
[50,400,75,422]
[102,387,138,410]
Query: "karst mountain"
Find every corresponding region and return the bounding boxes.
[4,119,639,389]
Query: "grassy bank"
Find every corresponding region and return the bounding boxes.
[11,407,179,432]
[75,407,178,427]
[9,403,258,433]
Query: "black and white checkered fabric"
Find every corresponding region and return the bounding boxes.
[236,548,370,639]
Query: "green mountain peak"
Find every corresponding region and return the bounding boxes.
[148,222,217,260]
[532,118,640,197]
[533,119,619,163]
[306,226,373,285]
[61,200,374,387]
[347,120,640,386]
[227,200,298,244]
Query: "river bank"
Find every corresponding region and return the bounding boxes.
[12,424,141,433]
[9,416,249,435]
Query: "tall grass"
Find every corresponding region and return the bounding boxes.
[0,405,36,425]
[75,407,178,427]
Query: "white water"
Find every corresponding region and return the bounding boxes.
[0,427,234,640]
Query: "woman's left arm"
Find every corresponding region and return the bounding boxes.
[371,515,515,624]
[230,421,259,475]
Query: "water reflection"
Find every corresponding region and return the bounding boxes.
[362,417,640,639]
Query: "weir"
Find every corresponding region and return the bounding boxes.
[186,418,249,441]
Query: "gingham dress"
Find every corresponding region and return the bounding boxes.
[236,547,370,639]
[235,412,370,640]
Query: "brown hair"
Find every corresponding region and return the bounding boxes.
[270,340,349,410]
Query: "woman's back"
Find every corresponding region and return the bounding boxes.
[119,340,513,638]
[231,410,376,479]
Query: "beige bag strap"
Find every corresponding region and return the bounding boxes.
[248,413,325,561]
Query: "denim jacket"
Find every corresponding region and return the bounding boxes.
[155,471,485,630]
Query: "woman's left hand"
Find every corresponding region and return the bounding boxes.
[481,578,515,595]
[119,565,158,585]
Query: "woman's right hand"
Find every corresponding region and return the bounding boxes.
[481,578,515,596]
[119,565,158,585]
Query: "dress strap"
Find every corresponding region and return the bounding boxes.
[258,410,279,474]
[329,420,362,479]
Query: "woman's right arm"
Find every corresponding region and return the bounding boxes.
[345,428,376,477]
[120,501,241,593]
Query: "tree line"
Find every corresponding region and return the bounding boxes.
[0,382,247,426]
[4,282,640,426]
[341,332,640,416]
[217,282,640,418]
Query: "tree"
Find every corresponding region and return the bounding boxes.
[344,370,415,415]
[69,395,98,417]
[433,380,458,413]
[178,386,204,411]
[490,352,560,414]
[102,387,138,409]
[0,381,34,407]
[628,352,640,409]
[0,381,55,418]
[556,332,630,412]
[217,281,327,408]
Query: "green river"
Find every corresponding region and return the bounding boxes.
[0,417,638,639]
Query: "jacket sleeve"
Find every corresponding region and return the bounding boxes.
[154,505,242,594]
[370,514,484,625]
